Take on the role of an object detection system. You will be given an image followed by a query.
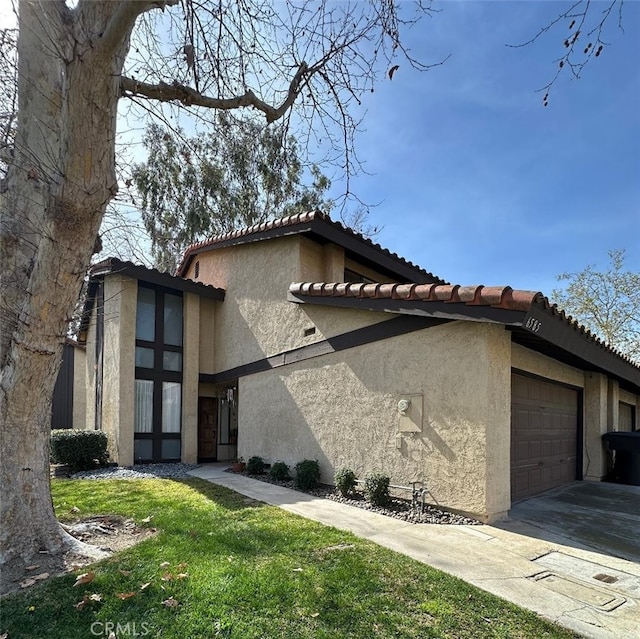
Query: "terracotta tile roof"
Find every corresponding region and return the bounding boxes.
[288,281,640,372]
[176,210,446,284]
[289,282,541,312]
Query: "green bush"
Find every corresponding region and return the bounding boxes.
[269,461,290,481]
[50,429,108,471]
[246,456,266,475]
[294,459,321,490]
[334,467,357,497]
[364,472,390,507]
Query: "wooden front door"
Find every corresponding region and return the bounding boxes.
[198,397,218,462]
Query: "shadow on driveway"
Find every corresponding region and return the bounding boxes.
[498,481,640,563]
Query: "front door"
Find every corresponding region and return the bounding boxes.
[198,397,218,462]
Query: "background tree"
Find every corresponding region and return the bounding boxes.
[132,116,331,273]
[553,250,640,361]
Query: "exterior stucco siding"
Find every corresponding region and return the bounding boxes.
[238,321,511,521]
[190,236,388,373]
[72,347,87,429]
[511,343,584,388]
[101,276,136,466]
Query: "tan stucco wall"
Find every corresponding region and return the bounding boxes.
[101,275,136,466]
[72,347,87,429]
[238,321,512,522]
[511,343,584,388]
[181,293,200,463]
[189,236,388,373]
[198,298,216,375]
[584,372,608,480]
[85,307,97,432]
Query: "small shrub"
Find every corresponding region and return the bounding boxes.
[246,456,265,475]
[364,472,390,507]
[294,459,321,490]
[50,429,108,471]
[334,467,357,497]
[269,461,290,481]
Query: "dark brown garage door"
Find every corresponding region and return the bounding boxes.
[511,373,579,502]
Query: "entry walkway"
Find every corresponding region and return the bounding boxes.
[188,465,640,639]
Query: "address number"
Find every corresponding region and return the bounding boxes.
[525,317,542,333]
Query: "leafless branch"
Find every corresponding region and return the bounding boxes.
[507,0,624,105]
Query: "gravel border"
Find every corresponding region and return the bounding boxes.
[228,469,480,525]
[71,463,199,480]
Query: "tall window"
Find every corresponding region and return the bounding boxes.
[134,285,183,462]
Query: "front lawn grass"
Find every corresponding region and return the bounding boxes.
[1,478,578,639]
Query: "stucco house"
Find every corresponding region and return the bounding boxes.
[76,211,640,522]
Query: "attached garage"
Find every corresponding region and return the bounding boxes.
[511,372,581,502]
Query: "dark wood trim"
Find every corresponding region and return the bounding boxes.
[94,281,104,431]
[91,258,225,300]
[306,220,444,284]
[200,315,447,385]
[576,387,584,480]
[288,291,526,325]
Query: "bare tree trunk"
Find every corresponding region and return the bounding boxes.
[0,0,135,565]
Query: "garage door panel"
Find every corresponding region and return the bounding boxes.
[511,373,579,502]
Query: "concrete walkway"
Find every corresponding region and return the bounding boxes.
[189,465,640,639]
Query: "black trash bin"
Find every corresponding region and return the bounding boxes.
[602,432,640,486]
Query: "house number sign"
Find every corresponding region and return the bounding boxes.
[525,317,542,333]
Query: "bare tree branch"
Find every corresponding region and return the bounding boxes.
[121,61,310,123]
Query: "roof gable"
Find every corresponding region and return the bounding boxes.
[176,211,447,285]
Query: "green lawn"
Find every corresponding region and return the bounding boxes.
[1,478,578,639]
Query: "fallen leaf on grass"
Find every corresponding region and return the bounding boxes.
[176,562,187,571]
[140,582,152,591]
[292,568,303,572]
[141,515,153,523]
[119,569,132,577]
[116,592,136,600]
[74,593,103,610]
[162,597,178,608]
[176,573,188,580]
[70,506,80,513]
[310,612,320,618]
[73,572,95,587]
[159,561,170,568]
[33,573,49,581]
[161,572,174,582]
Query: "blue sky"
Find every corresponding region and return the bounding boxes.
[331,0,640,296]
[2,1,637,297]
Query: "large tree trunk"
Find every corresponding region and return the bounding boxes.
[0,0,135,566]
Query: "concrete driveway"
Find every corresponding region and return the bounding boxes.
[503,481,640,564]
